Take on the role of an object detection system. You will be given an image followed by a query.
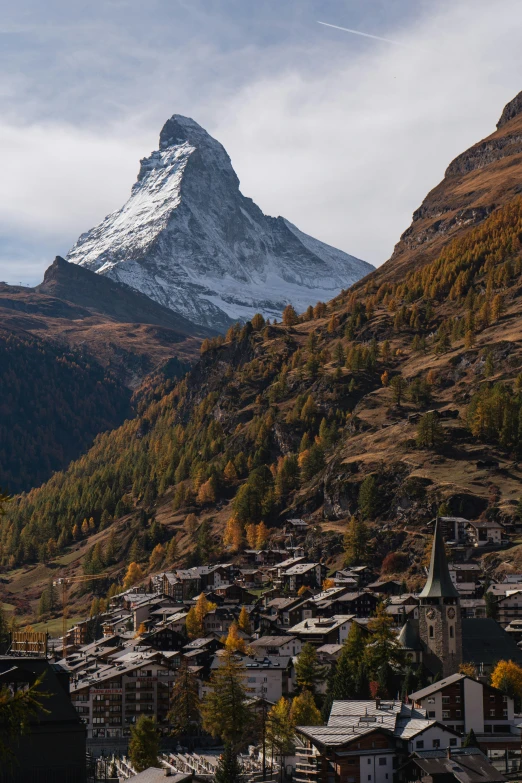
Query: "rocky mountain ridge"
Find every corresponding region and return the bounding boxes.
[362,90,522,288]
[67,115,373,330]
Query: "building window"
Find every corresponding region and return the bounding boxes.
[455,711,461,718]
[442,696,450,704]
[368,759,372,764]
[503,710,508,717]
[428,711,435,718]
[416,741,424,749]
[429,626,434,638]
[490,695,496,702]
[490,710,495,717]
[455,696,461,703]
[450,739,457,747]
[432,740,440,749]
[443,711,450,719]
[379,759,387,766]
[450,626,454,638]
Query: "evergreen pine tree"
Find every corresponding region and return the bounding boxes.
[168,660,200,736]
[358,476,379,520]
[343,516,369,566]
[295,643,328,693]
[463,728,478,747]
[201,650,253,744]
[215,743,243,783]
[128,715,159,772]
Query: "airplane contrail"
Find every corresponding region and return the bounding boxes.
[317,21,405,47]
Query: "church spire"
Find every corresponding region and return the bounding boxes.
[419,518,459,599]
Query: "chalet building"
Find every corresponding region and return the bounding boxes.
[202,606,236,635]
[265,596,312,627]
[335,565,372,586]
[492,589,522,628]
[385,595,419,625]
[285,518,309,533]
[269,555,309,582]
[397,747,506,783]
[316,643,344,663]
[295,700,462,783]
[466,520,504,547]
[139,627,185,651]
[288,615,354,646]
[282,562,327,593]
[438,515,470,544]
[70,650,179,739]
[313,589,380,619]
[162,565,235,601]
[504,618,522,643]
[0,656,86,783]
[250,635,302,658]
[242,549,289,566]
[409,673,520,754]
[131,596,173,631]
[237,568,264,587]
[367,579,404,596]
[180,637,222,670]
[460,598,487,619]
[448,564,482,597]
[207,652,293,702]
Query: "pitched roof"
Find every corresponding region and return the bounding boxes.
[127,769,192,783]
[409,747,506,783]
[409,673,466,701]
[398,619,422,651]
[250,636,297,648]
[462,618,522,665]
[419,518,460,599]
[296,724,392,748]
[284,562,319,575]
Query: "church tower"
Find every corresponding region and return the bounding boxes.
[418,519,462,677]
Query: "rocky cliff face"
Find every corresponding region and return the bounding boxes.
[360,92,522,288]
[67,115,373,330]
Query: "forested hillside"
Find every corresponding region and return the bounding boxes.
[0,258,205,491]
[0,329,130,493]
[3,91,522,609]
[3,192,522,568]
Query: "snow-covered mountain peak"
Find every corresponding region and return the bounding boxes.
[67,116,373,329]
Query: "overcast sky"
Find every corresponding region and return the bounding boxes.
[1,0,521,284]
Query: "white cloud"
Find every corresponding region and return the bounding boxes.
[0,122,148,236]
[0,0,521,284]
[211,0,522,266]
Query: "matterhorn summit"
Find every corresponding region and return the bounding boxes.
[67,115,373,329]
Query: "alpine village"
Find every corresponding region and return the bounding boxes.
[6,85,522,783]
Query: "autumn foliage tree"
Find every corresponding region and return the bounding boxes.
[123,562,144,589]
[491,660,522,709]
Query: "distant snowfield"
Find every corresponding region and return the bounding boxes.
[68,115,373,329]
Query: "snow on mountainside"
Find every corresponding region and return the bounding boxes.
[67,115,373,330]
